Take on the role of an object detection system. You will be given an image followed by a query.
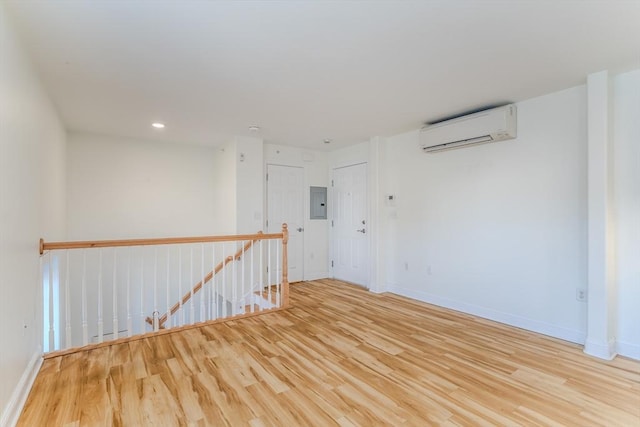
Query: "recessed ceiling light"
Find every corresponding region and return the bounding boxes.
[323,139,332,144]
[151,122,165,129]
[248,125,261,132]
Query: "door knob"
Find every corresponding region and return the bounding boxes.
[296,227,304,232]
[356,228,366,234]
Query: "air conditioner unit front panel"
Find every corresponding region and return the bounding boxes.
[419,104,517,152]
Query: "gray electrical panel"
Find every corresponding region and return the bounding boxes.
[310,186,327,219]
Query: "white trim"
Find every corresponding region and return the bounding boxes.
[617,340,640,361]
[303,271,330,281]
[389,286,586,345]
[0,347,43,427]
[584,337,618,360]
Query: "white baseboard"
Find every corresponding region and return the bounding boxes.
[389,286,586,345]
[584,337,617,360]
[303,271,329,281]
[617,340,640,360]
[0,347,42,427]
[364,280,389,294]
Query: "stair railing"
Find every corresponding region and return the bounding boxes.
[145,236,260,329]
[39,224,289,356]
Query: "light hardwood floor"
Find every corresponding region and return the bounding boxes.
[18,279,640,426]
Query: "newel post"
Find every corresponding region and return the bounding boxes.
[281,223,289,307]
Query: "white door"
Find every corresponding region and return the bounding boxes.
[332,163,369,286]
[267,164,304,283]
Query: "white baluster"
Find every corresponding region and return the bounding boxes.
[222,243,227,317]
[54,252,60,350]
[241,241,245,314]
[127,248,132,337]
[48,252,55,351]
[276,238,281,307]
[65,251,71,348]
[140,254,145,334]
[112,249,118,340]
[166,246,171,329]
[81,250,88,346]
[97,249,103,343]
[267,239,272,306]
[232,244,237,315]
[39,254,45,352]
[211,242,220,319]
[211,243,215,320]
[178,247,183,326]
[200,244,205,322]
[40,254,46,352]
[250,239,255,313]
[259,240,263,312]
[153,247,158,332]
[189,246,194,324]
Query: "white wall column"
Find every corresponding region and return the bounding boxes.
[612,69,640,360]
[368,137,384,293]
[584,70,617,360]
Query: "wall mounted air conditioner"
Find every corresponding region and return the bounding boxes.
[419,104,517,153]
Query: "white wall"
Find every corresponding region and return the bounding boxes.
[382,86,589,343]
[67,132,229,239]
[236,137,264,234]
[265,144,329,280]
[0,3,67,424]
[613,69,640,359]
[212,141,237,234]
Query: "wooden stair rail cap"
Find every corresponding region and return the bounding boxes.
[37,231,287,254]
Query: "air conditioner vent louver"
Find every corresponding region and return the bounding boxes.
[420,105,517,153]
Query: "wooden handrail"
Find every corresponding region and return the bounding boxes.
[147,236,261,328]
[39,231,283,255]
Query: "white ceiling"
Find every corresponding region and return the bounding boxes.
[6,1,640,150]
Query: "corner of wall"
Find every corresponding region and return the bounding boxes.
[0,348,43,427]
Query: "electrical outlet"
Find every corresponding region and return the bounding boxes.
[576,288,587,302]
[404,262,409,271]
